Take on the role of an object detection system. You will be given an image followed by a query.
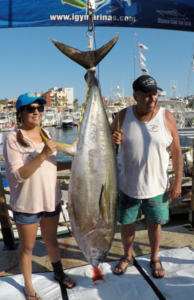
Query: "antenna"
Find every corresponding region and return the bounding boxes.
[172,81,177,98]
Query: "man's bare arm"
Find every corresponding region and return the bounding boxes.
[165,110,183,200]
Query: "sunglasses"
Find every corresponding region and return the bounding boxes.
[23,105,44,114]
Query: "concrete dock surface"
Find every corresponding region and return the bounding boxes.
[1,216,194,277]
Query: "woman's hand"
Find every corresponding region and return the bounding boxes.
[41,139,57,159]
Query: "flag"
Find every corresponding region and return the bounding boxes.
[140,60,146,68]
[140,67,149,75]
[138,43,149,51]
[139,51,146,61]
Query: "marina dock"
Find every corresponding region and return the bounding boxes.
[1,168,194,299]
[1,219,194,300]
[1,222,194,277]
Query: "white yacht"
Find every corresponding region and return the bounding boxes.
[0,112,16,132]
[42,108,57,127]
[157,98,185,129]
[61,108,74,127]
[0,112,9,129]
[157,97,194,148]
[71,109,82,126]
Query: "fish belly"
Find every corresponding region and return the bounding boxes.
[68,85,119,268]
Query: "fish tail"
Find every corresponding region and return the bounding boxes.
[49,33,119,70]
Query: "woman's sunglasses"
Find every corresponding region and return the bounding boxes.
[23,105,44,114]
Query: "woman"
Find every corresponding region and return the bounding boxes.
[3,93,75,300]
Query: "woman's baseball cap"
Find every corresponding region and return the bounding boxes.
[133,75,163,93]
[16,93,47,111]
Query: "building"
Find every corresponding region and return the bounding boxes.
[39,87,74,108]
[2,98,17,112]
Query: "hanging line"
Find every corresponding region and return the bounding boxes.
[86,0,102,94]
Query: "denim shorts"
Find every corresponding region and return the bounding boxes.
[117,190,169,225]
[13,202,62,225]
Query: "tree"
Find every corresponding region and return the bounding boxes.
[73,99,79,107]
[0,98,8,105]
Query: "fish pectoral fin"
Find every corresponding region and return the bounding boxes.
[39,126,77,157]
[99,183,109,224]
[39,126,50,142]
[56,140,77,157]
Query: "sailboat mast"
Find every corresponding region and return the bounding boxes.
[186,41,194,103]
[133,28,136,80]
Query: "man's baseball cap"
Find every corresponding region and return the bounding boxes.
[133,75,163,93]
[16,93,47,111]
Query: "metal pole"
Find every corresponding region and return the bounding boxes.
[134,28,136,80]
[190,140,194,227]
[186,42,194,105]
[0,172,16,250]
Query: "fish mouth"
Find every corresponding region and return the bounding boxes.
[90,251,108,269]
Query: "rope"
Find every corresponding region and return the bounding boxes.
[0,262,19,276]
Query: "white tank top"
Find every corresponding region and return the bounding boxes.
[119,106,173,199]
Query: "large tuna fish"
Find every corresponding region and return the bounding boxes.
[49,35,119,268]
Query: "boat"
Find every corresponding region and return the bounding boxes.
[1,122,15,132]
[0,112,10,129]
[71,109,82,126]
[105,86,131,124]
[157,98,194,214]
[41,107,57,127]
[0,112,15,132]
[157,97,185,129]
[60,108,74,127]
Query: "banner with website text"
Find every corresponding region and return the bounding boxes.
[2,0,194,31]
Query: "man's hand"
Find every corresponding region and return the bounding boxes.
[112,130,123,145]
[168,182,181,203]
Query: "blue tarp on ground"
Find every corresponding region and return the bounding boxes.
[1,0,194,31]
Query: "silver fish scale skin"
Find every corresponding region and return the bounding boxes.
[68,71,119,267]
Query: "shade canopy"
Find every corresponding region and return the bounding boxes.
[2,1,194,31]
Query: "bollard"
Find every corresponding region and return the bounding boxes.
[0,172,16,250]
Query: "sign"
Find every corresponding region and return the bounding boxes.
[1,0,194,31]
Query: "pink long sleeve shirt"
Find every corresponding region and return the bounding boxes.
[3,130,62,213]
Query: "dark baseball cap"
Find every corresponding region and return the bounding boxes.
[133,75,163,93]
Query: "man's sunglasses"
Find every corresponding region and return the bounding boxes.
[23,105,44,114]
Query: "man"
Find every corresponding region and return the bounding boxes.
[111,75,183,278]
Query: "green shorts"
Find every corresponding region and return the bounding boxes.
[117,190,169,225]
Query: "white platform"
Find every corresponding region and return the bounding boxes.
[1,247,194,300]
[136,246,194,300]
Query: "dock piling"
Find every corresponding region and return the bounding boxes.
[0,172,17,250]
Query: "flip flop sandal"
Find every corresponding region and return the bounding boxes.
[113,257,134,275]
[23,288,41,300]
[150,259,165,279]
[54,273,76,289]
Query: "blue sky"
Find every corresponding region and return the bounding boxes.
[0,26,194,104]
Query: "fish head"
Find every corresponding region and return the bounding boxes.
[79,227,115,269]
[90,251,109,269]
